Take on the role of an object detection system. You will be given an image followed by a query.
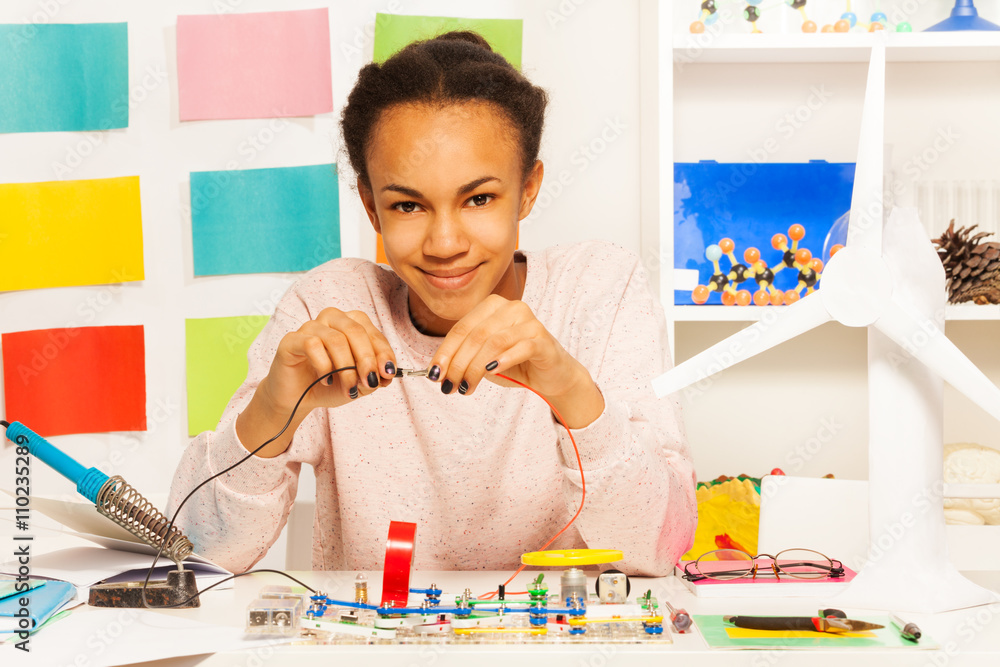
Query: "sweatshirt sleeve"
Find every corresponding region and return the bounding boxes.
[166,296,329,574]
[555,252,698,577]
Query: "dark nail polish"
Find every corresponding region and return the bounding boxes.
[367,371,379,388]
[428,365,441,381]
[385,361,396,376]
[325,374,334,385]
[441,379,453,394]
[349,386,359,399]
[458,380,469,395]
[485,360,499,371]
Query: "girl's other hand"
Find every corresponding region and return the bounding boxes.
[428,295,605,429]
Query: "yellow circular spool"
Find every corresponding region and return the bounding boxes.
[520,549,623,566]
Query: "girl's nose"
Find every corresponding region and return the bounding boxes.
[423,210,470,258]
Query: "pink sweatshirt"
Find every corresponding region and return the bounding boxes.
[168,241,696,576]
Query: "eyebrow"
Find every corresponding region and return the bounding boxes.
[381,176,500,199]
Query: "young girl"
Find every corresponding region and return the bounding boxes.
[168,32,696,576]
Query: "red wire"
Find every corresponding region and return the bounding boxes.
[477,372,587,600]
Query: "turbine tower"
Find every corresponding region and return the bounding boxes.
[653,39,1000,613]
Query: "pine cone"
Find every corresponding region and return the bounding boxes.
[932,220,1000,305]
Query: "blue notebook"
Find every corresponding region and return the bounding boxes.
[0,580,76,634]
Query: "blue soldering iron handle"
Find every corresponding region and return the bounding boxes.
[4,421,109,503]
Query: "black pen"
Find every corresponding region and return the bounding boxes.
[889,612,921,642]
[723,615,883,633]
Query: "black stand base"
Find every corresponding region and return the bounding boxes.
[88,569,200,609]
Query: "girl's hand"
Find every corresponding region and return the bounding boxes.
[428,295,605,429]
[237,308,396,457]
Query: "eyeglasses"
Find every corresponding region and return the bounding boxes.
[682,548,845,582]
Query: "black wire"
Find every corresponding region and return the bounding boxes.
[1,420,10,429]
[142,366,356,609]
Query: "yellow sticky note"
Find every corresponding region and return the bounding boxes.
[0,176,144,291]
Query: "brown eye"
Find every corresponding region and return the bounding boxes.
[468,194,493,207]
[394,201,418,213]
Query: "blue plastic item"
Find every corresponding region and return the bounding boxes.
[926,1,1000,31]
[4,421,109,503]
[673,161,855,305]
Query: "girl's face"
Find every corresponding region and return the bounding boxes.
[359,102,543,336]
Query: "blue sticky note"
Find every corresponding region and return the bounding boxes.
[191,164,341,276]
[0,23,129,133]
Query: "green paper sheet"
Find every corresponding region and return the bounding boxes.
[693,615,936,650]
[373,14,523,70]
[185,315,270,435]
[0,23,129,133]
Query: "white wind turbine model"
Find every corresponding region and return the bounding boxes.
[654,41,1000,613]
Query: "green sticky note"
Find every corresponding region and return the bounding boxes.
[692,615,934,650]
[373,13,522,70]
[185,316,270,435]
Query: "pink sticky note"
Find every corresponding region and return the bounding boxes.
[177,9,333,121]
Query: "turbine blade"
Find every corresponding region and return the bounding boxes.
[846,40,886,251]
[874,299,1000,422]
[652,292,831,398]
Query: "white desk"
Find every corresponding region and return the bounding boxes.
[58,568,1000,667]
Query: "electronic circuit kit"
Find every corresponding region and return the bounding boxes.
[243,530,674,645]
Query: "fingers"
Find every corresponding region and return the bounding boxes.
[428,296,509,394]
[292,324,362,399]
[432,299,551,396]
[337,309,399,391]
[315,308,397,397]
[276,308,396,404]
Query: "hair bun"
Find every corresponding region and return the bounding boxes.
[432,30,493,51]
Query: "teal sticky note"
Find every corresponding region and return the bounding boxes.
[191,164,341,276]
[0,23,129,133]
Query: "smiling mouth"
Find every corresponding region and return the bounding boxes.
[420,264,481,290]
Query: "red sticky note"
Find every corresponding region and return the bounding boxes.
[2,326,146,436]
[177,8,334,121]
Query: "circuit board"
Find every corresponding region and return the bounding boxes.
[298,613,672,645]
[247,579,675,646]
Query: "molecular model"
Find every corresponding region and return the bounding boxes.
[831,1,912,32]
[690,224,843,306]
[689,1,913,34]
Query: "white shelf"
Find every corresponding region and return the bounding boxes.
[672,305,769,322]
[673,31,1000,64]
[671,304,1000,322]
[944,304,1000,320]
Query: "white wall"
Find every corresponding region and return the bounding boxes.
[0,0,645,567]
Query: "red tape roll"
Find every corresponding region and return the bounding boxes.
[381,521,417,608]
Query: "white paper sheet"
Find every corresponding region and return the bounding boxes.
[0,608,291,667]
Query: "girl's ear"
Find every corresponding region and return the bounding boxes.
[358,177,382,234]
[517,160,545,221]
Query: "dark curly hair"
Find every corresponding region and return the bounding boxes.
[341,31,548,189]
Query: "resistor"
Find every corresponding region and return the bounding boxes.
[355,573,368,604]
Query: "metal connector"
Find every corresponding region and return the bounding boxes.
[394,368,430,378]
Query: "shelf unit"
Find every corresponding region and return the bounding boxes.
[673,304,1000,322]
[641,0,1000,487]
